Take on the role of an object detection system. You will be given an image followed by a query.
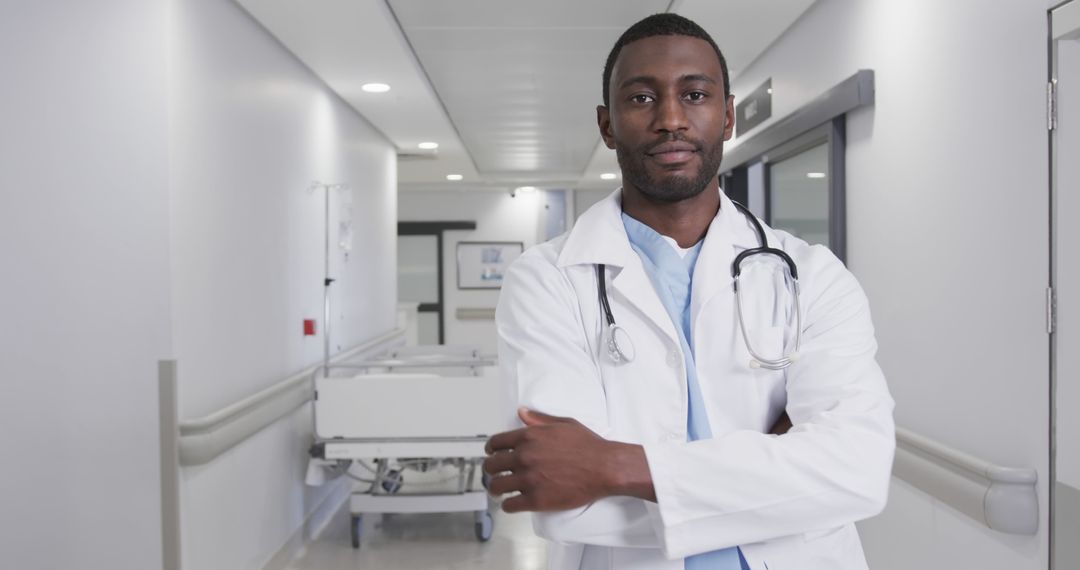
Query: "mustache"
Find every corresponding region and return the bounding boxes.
[644,134,703,154]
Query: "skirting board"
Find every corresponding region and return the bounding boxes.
[262,477,352,570]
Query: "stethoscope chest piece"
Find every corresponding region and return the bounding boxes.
[607,324,636,363]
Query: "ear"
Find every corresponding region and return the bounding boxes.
[722,95,736,142]
[597,105,616,150]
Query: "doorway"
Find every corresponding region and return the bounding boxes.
[397,221,476,345]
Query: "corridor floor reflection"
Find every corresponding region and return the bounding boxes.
[287,503,547,570]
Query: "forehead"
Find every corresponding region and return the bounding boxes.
[611,35,723,87]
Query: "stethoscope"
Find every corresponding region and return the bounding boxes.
[597,200,802,370]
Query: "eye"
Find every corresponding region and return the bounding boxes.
[630,94,655,104]
[684,91,708,102]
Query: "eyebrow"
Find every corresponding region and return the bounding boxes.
[618,73,718,90]
[679,74,718,85]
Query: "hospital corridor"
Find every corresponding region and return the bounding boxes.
[3,0,1079,569]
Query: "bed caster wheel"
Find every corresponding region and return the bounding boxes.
[381,469,404,494]
[351,515,362,549]
[474,510,493,542]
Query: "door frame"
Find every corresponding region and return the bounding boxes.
[398,221,476,344]
[1050,1,1080,567]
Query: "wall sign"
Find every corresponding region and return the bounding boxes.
[456,241,524,289]
[736,78,772,137]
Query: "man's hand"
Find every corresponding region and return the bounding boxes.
[483,408,654,513]
[770,411,793,435]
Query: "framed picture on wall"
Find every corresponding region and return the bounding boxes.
[456,241,524,289]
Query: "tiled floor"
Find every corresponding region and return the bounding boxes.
[286,502,547,569]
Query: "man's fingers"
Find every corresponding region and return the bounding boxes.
[518,407,566,426]
[501,493,533,514]
[769,411,793,435]
[485,427,527,454]
[482,450,517,476]
[486,473,526,497]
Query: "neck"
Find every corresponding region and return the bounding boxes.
[621,179,721,248]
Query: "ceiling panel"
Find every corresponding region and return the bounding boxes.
[387,0,672,29]
[677,0,817,80]
[235,0,479,183]
[390,0,670,174]
[241,0,818,191]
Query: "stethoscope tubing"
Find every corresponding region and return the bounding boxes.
[597,264,634,363]
[597,200,802,369]
[734,273,802,370]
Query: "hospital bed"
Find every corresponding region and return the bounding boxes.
[308,346,506,548]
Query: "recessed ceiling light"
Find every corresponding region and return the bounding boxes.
[446,174,463,181]
[806,172,826,179]
[767,88,774,95]
[515,186,538,193]
[418,142,439,150]
[600,173,617,180]
[361,83,391,93]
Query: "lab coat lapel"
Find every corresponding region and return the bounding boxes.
[610,257,681,346]
[690,192,759,336]
[557,189,680,346]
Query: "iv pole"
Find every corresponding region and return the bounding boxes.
[310,181,347,378]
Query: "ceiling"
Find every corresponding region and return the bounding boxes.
[235,0,817,192]
[388,0,670,179]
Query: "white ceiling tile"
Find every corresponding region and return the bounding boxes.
[390,1,668,174]
[676,0,817,85]
[388,0,670,29]
[241,0,819,191]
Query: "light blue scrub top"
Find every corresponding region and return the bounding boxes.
[623,213,750,570]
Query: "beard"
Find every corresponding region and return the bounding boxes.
[615,134,725,203]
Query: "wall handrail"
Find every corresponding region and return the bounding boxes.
[893,426,1039,535]
[179,371,309,436]
[175,328,405,466]
[897,427,1037,485]
[329,358,497,370]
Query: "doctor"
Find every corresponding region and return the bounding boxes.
[484,13,895,570]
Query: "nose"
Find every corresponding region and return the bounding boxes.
[652,95,689,134]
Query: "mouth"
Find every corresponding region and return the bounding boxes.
[646,141,699,166]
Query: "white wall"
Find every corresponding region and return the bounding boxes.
[0,2,172,568]
[573,188,612,219]
[0,1,397,568]
[169,0,397,568]
[718,0,1050,567]
[399,190,544,351]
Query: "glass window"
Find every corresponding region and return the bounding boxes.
[397,235,439,304]
[767,142,830,248]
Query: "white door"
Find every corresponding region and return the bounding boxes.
[1052,2,1080,568]
[397,234,441,345]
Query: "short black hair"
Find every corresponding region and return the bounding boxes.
[601,13,730,107]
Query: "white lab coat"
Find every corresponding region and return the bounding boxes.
[495,189,895,570]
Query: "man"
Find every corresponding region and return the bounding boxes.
[484,13,894,570]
